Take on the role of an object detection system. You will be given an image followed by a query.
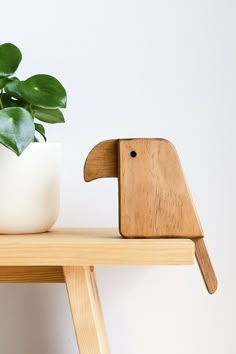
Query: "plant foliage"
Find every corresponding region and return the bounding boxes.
[0,43,67,155]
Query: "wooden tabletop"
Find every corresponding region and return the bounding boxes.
[0,228,195,266]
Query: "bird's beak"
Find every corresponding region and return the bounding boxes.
[84,139,118,182]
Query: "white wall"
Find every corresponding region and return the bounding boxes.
[0,0,235,353]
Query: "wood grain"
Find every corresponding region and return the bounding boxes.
[64,266,110,354]
[84,139,118,182]
[0,228,194,266]
[118,139,203,238]
[0,266,64,282]
[194,238,218,294]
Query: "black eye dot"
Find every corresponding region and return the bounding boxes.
[130,150,137,158]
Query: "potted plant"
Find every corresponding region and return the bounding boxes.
[0,43,67,234]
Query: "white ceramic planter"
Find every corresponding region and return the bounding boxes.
[0,143,61,234]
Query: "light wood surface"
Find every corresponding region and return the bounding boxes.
[0,266,64,282]
[0,228,194,266]
[84,139,118,182]
[194,238,218,294]
[118,139,203,238]
[64,266,110,354]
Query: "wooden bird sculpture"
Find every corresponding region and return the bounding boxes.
[84,138,217,294]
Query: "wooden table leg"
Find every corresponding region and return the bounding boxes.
[63,266,110,354]
[194,238,218,294]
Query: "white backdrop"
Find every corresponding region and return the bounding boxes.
[0,0,235,353]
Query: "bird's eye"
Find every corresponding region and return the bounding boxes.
[130,151,137,158]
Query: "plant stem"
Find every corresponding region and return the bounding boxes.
[27,104,34,117]
[0,90,3,109]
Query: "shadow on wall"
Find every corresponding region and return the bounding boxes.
[0,284,78,354]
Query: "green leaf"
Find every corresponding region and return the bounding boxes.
[4,78,23,100]
[0,77,11,89]
[35,123,47,141]
[0,43,22,78]
[33,106,65,123]
[0,107,35,155]
[0,93,27,109]
[20,74,67,109]
[0,93,12,107]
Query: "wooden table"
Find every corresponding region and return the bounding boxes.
[0,228,195,354]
